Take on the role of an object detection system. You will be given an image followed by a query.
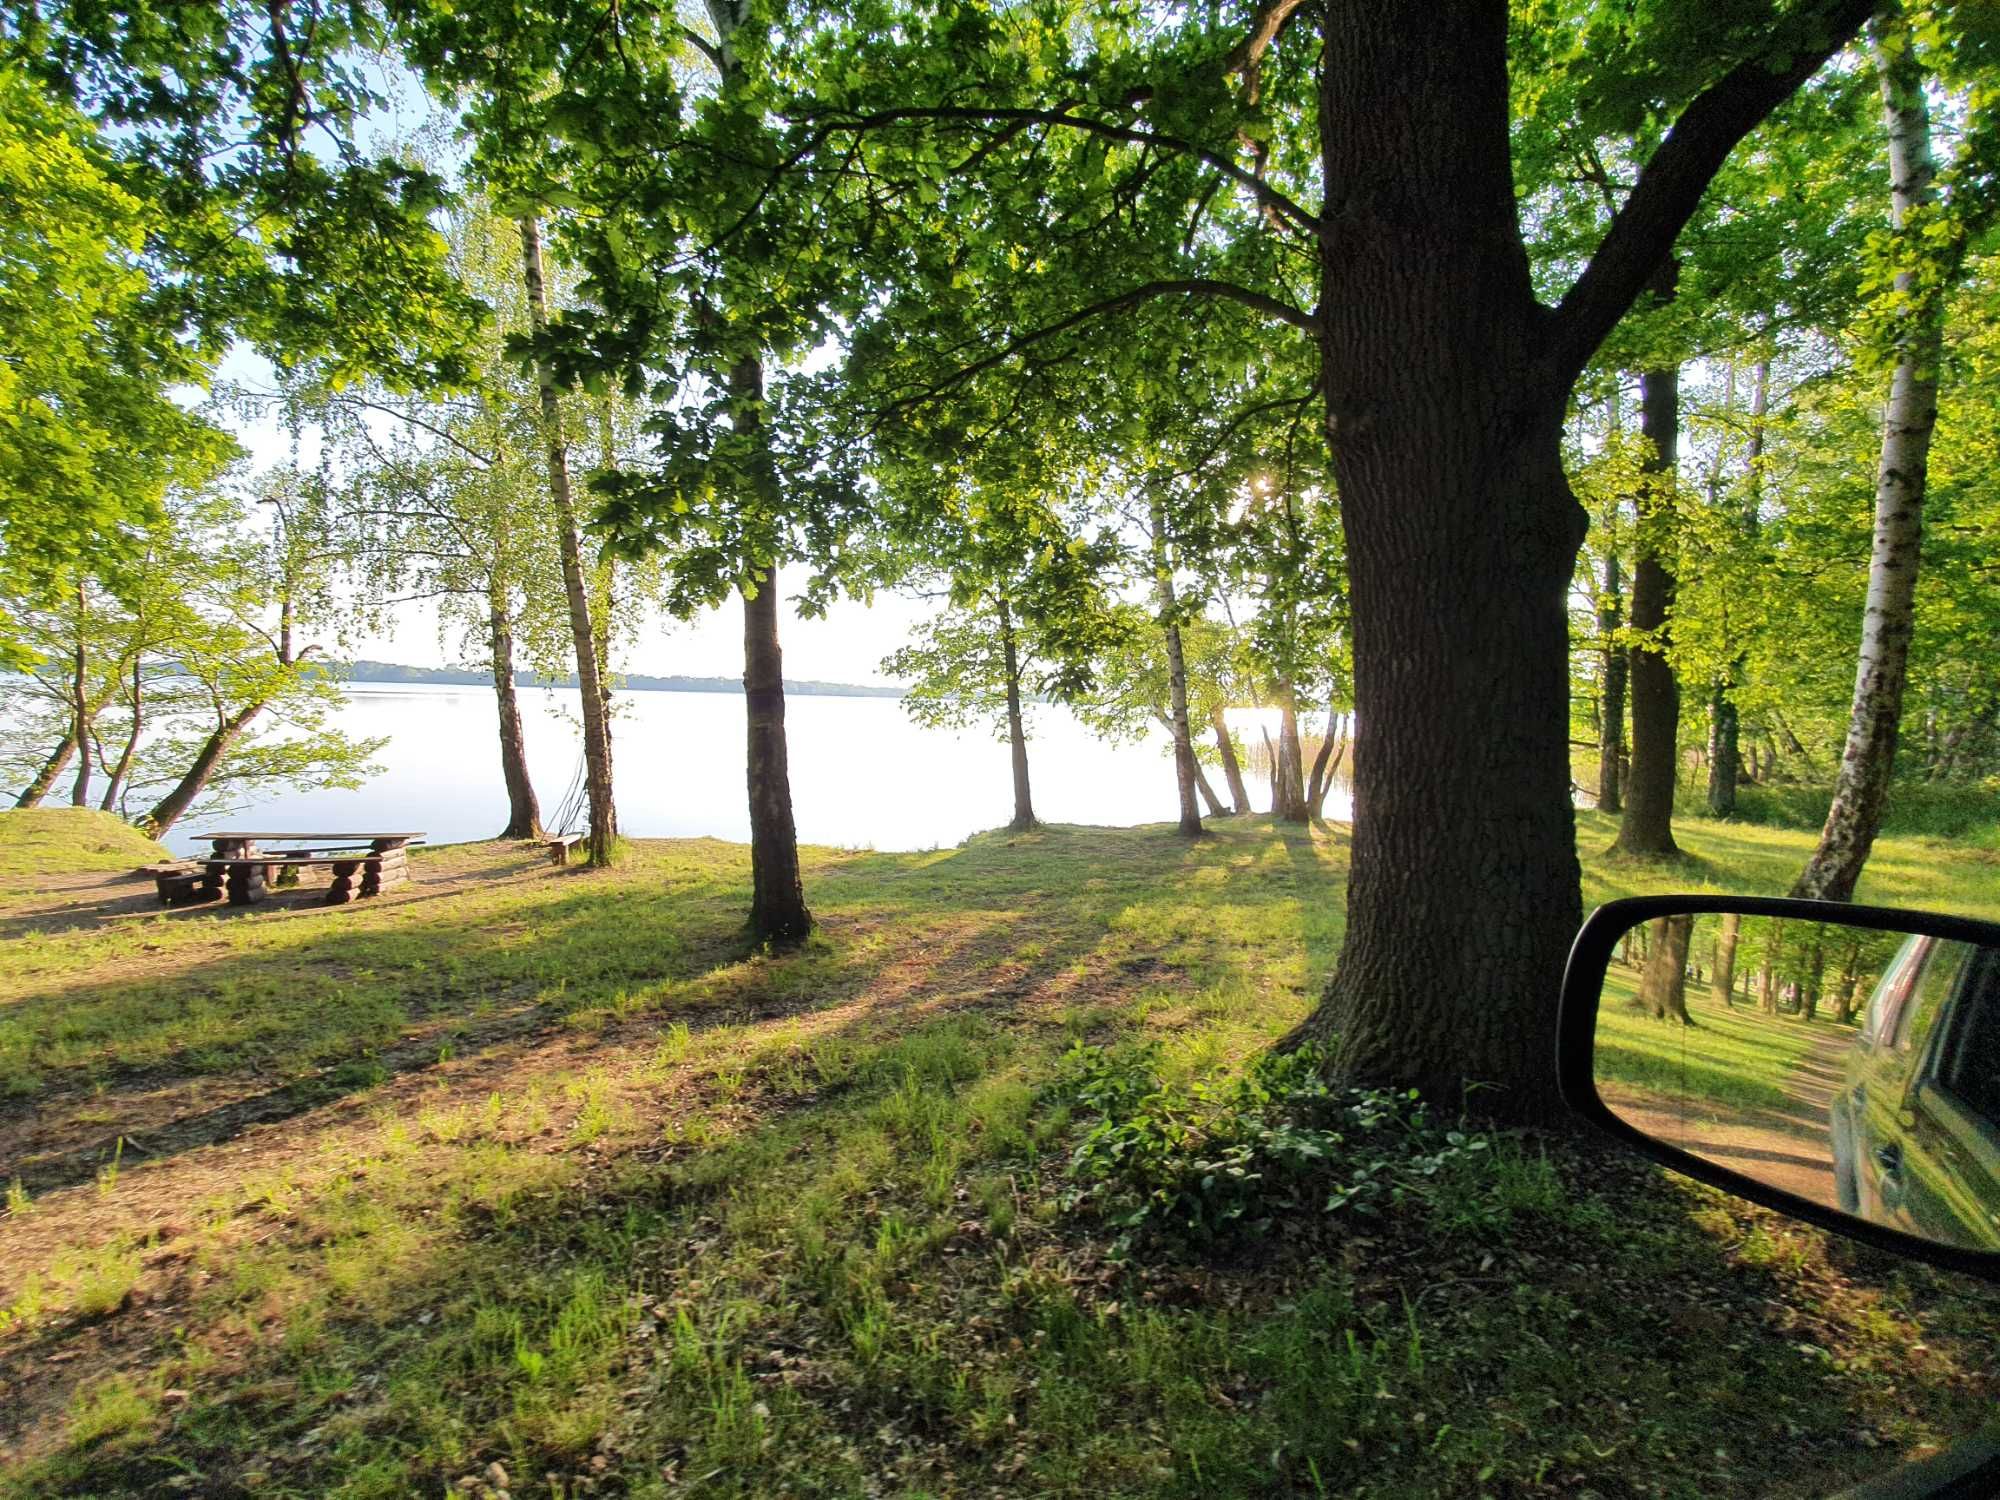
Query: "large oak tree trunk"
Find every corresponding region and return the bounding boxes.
[1282,1,1583,1123]
[489,578,543,841]
[998,595,1035,831]
[1635,915,1695,1024]
[743,561,812,944]
[1793,11,1940,903]
[519,213,618,867]
[1612,306,1682,859]
[1211,705,1251,814]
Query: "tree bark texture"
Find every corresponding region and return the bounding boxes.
[1710,911,1741,1008]
[1284,1,1584,1123]
[1793,11,1940,903]
[519,213,618,867]
[1613,300,1682,858]
[743,560,812,944]
[1211,705,1251,814]
[1274,0,1872,1119]
[1149,496,1203,838]
[998,596,1036,830]
[489,579,543,841]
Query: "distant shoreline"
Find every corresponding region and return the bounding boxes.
[323,659,905,699]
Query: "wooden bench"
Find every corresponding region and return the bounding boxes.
[546,833,585,866]
[187,832,425,906]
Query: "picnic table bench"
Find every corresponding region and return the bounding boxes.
[162,832,425,907]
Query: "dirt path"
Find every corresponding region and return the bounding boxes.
[1603,1026,1857,1211]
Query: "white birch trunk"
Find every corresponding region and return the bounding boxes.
[1793,5,1940,901]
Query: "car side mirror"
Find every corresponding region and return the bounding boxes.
[1559,896,2000,1282]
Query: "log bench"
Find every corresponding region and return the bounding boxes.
[185,832,425,906]
[546,832,585,866]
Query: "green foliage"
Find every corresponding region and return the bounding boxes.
[0,67,235,617]
[1050,1042,1491,1254]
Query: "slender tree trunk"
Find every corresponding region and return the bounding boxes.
[1211,705,1251,815]
[1706,682,1740,818]
[1192,756,1227,817]
[489,577,543,841]
[1272,684,1309,823]
[100,652,143,814]
[1149,495,1203,837]
[1597,543,1626,813]
[17,730,77,809]
[743,560,812,943]
[1802,933,1825,1022]
[1307,708,1349,819]
[518,213,618,867]
[998,596,1035,831]
[1710,912,1741,1008]
[1760,919,1786,1015]
[1613,280,1682,858]
[1707,359,1767,820]
[1793,12,1941,903]
[141,705,261,835]
[69,581,92,808]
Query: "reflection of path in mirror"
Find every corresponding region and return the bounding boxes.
[1603,999,1856,1213]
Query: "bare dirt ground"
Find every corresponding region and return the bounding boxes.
[1602,1026,1855,1210]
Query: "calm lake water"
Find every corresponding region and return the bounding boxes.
[160,684,1351,855]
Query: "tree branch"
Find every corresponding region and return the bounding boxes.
[872,279,1318,423]
[804,106,1323,242]
[1545,0,1876,383]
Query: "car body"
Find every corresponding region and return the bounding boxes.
[1829,934,2000,1250]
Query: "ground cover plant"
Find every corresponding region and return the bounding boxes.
[0,806,1996,1498]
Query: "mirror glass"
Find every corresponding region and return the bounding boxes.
[1594,912,2000,1252]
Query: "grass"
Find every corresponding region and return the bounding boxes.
[1594,966,1841,1115]
[0,807,1995,1497]
[0,809,169,884]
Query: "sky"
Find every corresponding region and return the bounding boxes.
[203,70,930,689]
[219,352,926,687]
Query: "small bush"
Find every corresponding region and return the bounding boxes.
[1047,1042,1491,1254]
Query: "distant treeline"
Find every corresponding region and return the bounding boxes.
[317,660,905,699]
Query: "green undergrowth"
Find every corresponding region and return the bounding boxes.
[0,814,1996,1497]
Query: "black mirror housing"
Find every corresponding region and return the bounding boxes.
[1559,894,2000,1284]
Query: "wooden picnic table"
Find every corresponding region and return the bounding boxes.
[176,831,425,907]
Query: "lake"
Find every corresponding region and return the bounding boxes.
[159,684,1351,855]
